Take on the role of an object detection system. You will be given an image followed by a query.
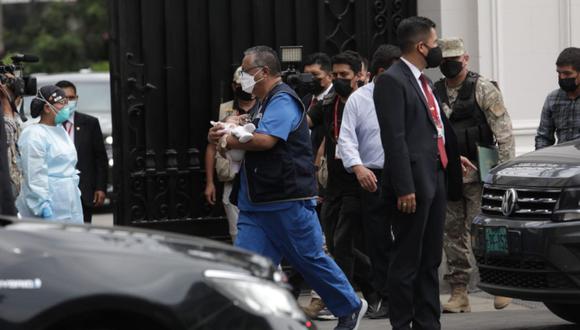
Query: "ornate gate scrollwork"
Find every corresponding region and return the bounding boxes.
[108,0,415,238]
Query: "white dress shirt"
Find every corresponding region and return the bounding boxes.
[400,57,445,140]
[337,82,384,172]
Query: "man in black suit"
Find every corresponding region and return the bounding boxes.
[56,80,108,224]
[373,16,469,330]
[302,52,334,155]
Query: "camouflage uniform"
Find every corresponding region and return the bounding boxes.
[4,114,22,197]
[440,73,515,286]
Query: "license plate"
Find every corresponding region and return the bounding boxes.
[485,227,508,255]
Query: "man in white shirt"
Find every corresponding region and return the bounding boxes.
[338,44,401,319]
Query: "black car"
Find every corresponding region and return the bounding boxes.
[472,140,580,324]
[0,218,313,330]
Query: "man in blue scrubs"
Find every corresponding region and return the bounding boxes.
[209,46,366,330]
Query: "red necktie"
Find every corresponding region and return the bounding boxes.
[309,97,318,110]
[419,74,448,169]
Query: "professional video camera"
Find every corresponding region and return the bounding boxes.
[279,46,318,98]
[0,53,39,98]
[0,54,39,122]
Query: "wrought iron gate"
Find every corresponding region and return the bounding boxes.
[108,0,416,238]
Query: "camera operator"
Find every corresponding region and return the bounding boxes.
[0,86,17,215]
[1,74,23,198]
[0,54,37,215]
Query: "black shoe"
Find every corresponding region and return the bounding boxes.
[334,299,368,330]
[368,299,389,319]
[364,292,380,316]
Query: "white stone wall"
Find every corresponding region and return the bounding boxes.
[418,0,580,155]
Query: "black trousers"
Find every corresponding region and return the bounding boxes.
[388,167,446,330]
[82,204,93,224]
[321,193,374,298]
[361,169,392,300]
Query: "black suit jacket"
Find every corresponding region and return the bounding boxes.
[374,60,462,201]
[72,112,108,207]
[302,93,325,155]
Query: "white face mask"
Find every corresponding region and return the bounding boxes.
[240,68,263,94]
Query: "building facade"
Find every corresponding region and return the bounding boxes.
[420,0,580,155]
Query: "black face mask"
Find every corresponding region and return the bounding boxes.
[304,77,325,96]
[333,78,353,98]
[422,44,443,68]
[559,77,579,93]
[356,80,365,88]
[314,79,326,95]
[235,86,254,101]
[440,60,463,79]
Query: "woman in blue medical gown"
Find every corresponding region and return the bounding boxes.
[16,85,83,224]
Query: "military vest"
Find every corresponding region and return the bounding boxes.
[434,71,494,162]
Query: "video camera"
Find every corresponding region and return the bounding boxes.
[0,53,39,97]
[279,46,318,97]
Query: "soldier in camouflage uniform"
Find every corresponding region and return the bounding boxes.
[434,38,515,313]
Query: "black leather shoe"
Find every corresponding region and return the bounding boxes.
[368,299,389,319]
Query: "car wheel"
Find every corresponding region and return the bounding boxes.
[544,302,580,324]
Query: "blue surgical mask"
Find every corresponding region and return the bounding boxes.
[50,104,72,125]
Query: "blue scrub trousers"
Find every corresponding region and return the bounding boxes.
[236,200,361,317]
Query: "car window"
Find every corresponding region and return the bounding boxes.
[75,82,111,113]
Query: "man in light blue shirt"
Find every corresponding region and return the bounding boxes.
[338,44,401,319]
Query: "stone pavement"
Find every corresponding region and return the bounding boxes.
[302,292,572,330]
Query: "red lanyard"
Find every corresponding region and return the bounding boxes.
[333,97,340,141]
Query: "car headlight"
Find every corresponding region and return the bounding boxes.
[553,188,580,221]
[204,269,304,320]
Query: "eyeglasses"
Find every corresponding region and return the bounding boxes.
[52,97,68,105]
[240,66,263,77]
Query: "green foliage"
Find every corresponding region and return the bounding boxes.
[90,60,109,72]
[3,0,109,73]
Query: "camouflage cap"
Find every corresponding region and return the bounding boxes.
[233,66,242,84]
[439,37,466,58]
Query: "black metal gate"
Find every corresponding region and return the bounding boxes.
[107,0,416,238]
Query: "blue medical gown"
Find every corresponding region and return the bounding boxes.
[16,124,83,224]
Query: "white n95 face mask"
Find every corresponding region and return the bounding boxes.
[240,68,263,94]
